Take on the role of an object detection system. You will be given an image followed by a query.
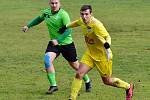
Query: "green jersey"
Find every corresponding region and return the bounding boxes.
[27,8,73,45]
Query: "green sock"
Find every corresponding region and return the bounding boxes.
[47,72,57,86]
[83,74,90,83]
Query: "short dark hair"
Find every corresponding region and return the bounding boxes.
[80,5,92,13]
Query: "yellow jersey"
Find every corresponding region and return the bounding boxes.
[67,17,112,61]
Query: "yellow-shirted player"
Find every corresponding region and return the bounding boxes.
[68,16,113,76]
[59,5,133,100]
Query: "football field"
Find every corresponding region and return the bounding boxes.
[0,0,150,100]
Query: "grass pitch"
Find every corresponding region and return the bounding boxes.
[0,0,150,100]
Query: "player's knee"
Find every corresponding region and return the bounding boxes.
[69,61,79,70]
[103,81,110,85]
[76,72,84,79]
[44,53,51,69]
[102,77,113,85]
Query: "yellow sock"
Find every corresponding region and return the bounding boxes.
[112,78,130,90]
[70,78,82,100]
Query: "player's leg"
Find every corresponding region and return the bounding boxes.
[68,61,91,92]
[95,58,130,89]
[45,52,58,94]
[96,60,133,100]
[61,43,91,92]
[69,52,93,100]
[101,77,130,90]
[101,76,133,100]
[70,63,92,100]
[44,41,60,94]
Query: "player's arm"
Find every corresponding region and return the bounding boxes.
[95,23,111,60]
[66,20,80,28]
[58,19,80,34]
[95,23,111,48]
[56,19,80,45]
[27,16,44,28]
[56,12,73,43]
[57,28,72,43]
[22,14,45,32]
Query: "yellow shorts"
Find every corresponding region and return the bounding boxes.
[80,53,112,77]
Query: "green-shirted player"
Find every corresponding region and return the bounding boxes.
[22,0,91,94]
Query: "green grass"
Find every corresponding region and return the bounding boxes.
[0,0,150,100]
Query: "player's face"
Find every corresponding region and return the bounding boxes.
[49,0,60,12]
[80,9,92,24]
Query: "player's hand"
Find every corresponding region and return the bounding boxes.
[105,49,110,61]
[22,26,29,32]
[50,39,58,46]
[58,25,67,34]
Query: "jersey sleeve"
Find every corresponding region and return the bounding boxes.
[27,9,47,28]
[57,28,72,43]
[39,8,50,19]
[27,16,44,28]
[56,10,72,43]
[94,22,111,45]
[66,19,81,28]
[61,11,71,25]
